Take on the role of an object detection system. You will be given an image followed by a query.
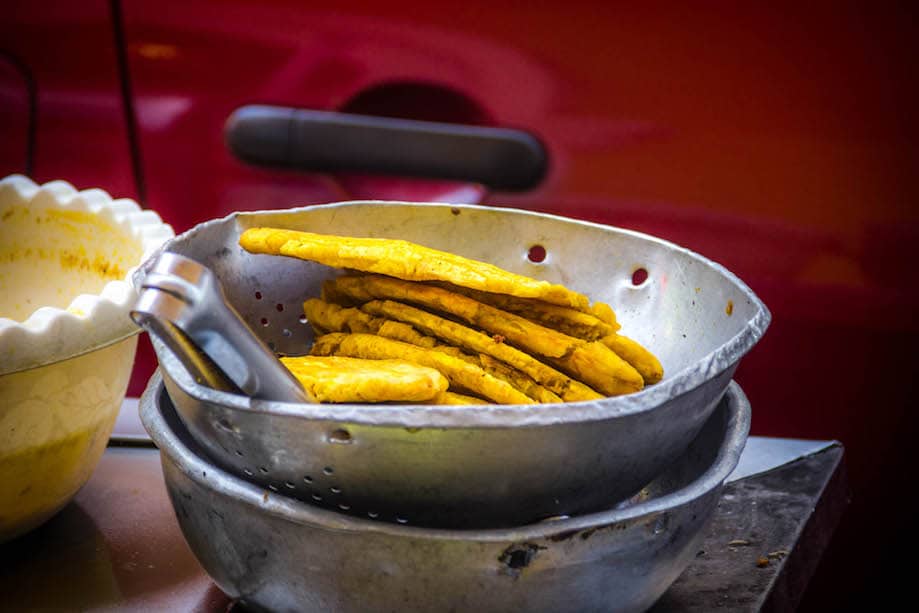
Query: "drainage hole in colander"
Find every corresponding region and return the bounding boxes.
[298,314,308,324]
[527,244,547,263]
[367,511,379,519]
[216,418,233,432]
[284,481,296,489]
[268,484,279,492]
[258,466,269,474]
[243,468,254,476]
[330,486,342,495]
[323,466,334,475]
[303,475,313,484]
[275,303,284,312]
[235,450,244,457]
[312,494,323,502]
[255,291,263,300]
[282,328,292,338]
[631,267,649,286]
[396,517,408,524]
[328,429,352,444]
[339,503,351,511]
[260,317,269,326]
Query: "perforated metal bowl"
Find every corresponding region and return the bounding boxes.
[141,371,751,613]
[138,202,770,528]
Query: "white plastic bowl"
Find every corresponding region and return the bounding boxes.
[0,175,173,542]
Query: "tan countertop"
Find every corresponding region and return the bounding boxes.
[0,446,229,612]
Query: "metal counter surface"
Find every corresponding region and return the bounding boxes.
[0,400,846,612]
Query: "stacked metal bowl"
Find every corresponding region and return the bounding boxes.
[136,202,769,612]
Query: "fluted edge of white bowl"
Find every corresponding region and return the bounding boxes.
[0,174,175,374]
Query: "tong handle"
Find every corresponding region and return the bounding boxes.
[132,252,311,403]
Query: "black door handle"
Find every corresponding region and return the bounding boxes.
[225,105,546,191]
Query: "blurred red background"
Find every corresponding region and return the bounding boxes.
[3,1,917,609]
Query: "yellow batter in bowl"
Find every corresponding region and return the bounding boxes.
[0,175,173,542]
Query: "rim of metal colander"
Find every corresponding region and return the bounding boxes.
[146,201,770,428]
[141,369,751,540]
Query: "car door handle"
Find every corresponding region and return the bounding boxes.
[225,105,546,191]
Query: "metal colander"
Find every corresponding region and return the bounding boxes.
[134,201,770,529]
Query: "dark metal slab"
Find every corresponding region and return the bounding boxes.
[652,443,847,612]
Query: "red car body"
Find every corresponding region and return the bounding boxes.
[3,1,917,609]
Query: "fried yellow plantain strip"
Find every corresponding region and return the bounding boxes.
[303,298,377,334]
[328,275,579,359]
[589,302,618,327]
[239,227,589,309]
[280,355,447,403]
[304,298,438,348]
[375,319,439,349]
[601,334,664,385]
[420,288,661,388]
[362,308,559,402]
[379,317,562,403]
[428,391,487,405]
[360,299,601,402]
[546,342,644,396]
[438,284,620,339]
[310,333,536,405]
[301,305,550,402]
[332,276,643,395]
[476,353,563,404]
[306,297,482,364]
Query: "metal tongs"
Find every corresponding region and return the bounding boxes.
[131,252,310,403]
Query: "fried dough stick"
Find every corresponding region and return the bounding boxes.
[329,276,644,396]
[302,298,377,335]
[428,391,486,405]
[438,285,661,385]
[312,299,560,402]
[328,275,579,358]
[324,278,664,388]
[309,298,563,402]
[311,333,535,405]
[305,298,477,363]
[361,299,596,402]
[601,334,664,385]
[303,298,436,348]
[239,227,590,309]
[439,284,620,339]
[377,319,557,401]
[589,302,619,327]
[476,354,563,404]
[280,356,447,403]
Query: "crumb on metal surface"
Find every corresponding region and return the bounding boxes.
[767,549,789,560]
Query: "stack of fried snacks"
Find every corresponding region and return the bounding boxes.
[240,227,663,405]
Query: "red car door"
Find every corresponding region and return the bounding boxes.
[118,5,919,608]
[2,2,916,610]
